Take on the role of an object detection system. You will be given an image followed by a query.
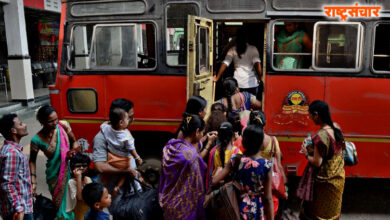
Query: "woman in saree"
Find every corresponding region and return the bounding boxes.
[159,113,212,220]
[275,22,312,69]
[298,100,345,220]
[29,105,80,219]
[205,121,241,189]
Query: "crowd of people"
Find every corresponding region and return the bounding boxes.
[0,24,346,220]
[0,94,346,220]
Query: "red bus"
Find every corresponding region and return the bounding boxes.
[51,0,390,184]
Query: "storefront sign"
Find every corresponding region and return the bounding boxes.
[24,0,61,13]
[44,0,61,13]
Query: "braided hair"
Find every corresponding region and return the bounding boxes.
[309,100,344,144]
[249,110,266,128]
[217,122,234,167]
[179,113,205,137]
[223,77,239,118]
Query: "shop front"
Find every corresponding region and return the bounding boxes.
[0,0,60,106]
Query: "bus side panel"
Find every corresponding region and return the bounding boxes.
[325,77,390,178]
[49,2,67,117]
[343,142,389,178]
[264,75,325,136]
[279,140,390,178]
[105,75,186,123]
[264,75,325,176]
[277,140,307,176]
[58,75,107,118]
[325,77,390,137]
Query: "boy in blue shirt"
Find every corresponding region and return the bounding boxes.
[82,183,111,220]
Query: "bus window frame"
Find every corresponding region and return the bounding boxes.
[371,21,390,75]
[66,21,158,73]
[312,21,364,73]
[165,1,200,68]
[66,88,98,114]
[270,19,315,73]
[270,20,364,73]
[70,0,147,17]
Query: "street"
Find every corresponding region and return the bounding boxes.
[0,111,388,219]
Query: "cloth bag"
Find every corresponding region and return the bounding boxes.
[343,141,358,166]
[33,194,57,220]
[203,154,243,220]
[270,137,287,199]
[111,178,163,220]
[238,92,251,129]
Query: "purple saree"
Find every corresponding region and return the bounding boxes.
[158,139,207,220]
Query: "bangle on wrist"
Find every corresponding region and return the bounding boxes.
[134,156,141,161]
[30,173,36,177]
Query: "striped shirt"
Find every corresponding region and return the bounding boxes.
[0,140,33,217]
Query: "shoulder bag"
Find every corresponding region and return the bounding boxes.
[343,141,358,166]
[270,136,287,199]
[111,178,163,220]
[203,154,243,220]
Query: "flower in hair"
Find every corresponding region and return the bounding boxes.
[186,116,192,124]
[256,116,263,125]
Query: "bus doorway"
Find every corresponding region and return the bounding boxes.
[213,21,265,101]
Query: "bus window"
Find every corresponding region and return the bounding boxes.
[166,3,199,66]
[67,89,98,113]
[68,23,156,71]
[196,27,210,75]
[273,21,314,70]
[313,22,363,70]
[373,23,390,73]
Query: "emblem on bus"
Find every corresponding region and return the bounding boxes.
[282,91,309,115]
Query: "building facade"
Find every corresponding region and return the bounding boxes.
[0,0,60,106]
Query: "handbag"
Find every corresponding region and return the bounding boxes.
[203,154,243,220]
[270,137,287,199]
[111,178,163,220]
[238,92,251,129]
[343,141,358,166]
[33,194,57,220]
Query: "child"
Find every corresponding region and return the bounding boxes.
[66,153,92,220]
[100,107,142,195]
[82,183,111,220]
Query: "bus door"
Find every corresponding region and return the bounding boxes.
[187,15,214,110]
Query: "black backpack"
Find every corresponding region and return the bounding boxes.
[33,194,57,220]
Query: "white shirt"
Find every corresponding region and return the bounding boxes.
[66,176,92,212]
[223,45,261,89]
